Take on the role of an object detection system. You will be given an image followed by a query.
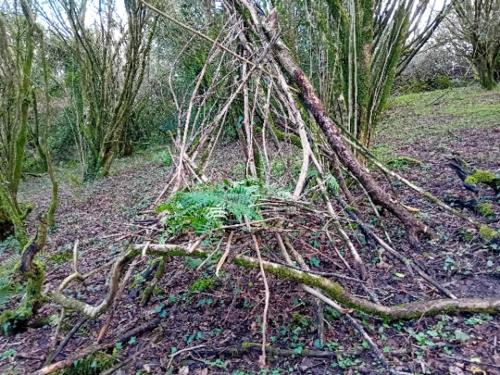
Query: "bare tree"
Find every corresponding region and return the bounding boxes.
[47,0,157,180]
[448,0,500,89]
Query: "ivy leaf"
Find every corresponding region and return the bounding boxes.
[154,303,165,313]
[309,256,320,268]
[313,338,323,349]
[0,348,16,360]
[293,344,304,355]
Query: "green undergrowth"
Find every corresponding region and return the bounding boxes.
[371,146,422,171]
[189,276,216,293]
[157,179,289,235]
[0,260,45,335]
[0,253,23,308]
[232,154,303,189]
[47,248,73,265]
[146,147,173,167]
[55,351,116,375]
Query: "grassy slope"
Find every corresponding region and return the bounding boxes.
[380,85,500,142]
[375,86,500,166]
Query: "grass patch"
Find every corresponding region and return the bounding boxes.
[378,85,500,146]
[189,276,216,293]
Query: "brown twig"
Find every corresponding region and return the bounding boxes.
[36,316,162,375]
[44,316,89,365]
[248,221,270,368]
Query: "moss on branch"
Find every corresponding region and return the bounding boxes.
[48,242,500,322]
[130,244,500,320]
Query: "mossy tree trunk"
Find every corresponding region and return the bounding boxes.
[476,57,498,90]
[0,1,58,333]
[452,0,500,91]
[59,0,157,181]
[272,0,449,149]
[0,0,37,246]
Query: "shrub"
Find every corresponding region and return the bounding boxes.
[428,74,451,90]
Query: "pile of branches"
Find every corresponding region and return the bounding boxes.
[10,1,499,373]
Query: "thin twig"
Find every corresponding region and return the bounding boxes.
[167,344,207,369]
[44,316,89,365]
[248,219,270,367]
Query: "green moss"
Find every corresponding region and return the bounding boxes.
[0,260,45,335]
[47,250,73,265]
[464,169,496,186]
[189,276,216,293]
[370,146,421,170]
[386,156,422,170]
[477,202,494,217]
[479,225,499,242]
[141,258,166,305]
[56,352,115,375]
[269,121,302,148]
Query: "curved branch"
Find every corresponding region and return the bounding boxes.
[49,248,136,319]
[48,243,500,321]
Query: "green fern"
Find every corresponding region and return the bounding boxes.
[157,180,263,235]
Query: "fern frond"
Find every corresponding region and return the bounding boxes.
[158,179,267,235]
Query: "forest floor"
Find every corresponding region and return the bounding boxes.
[1,85,499,374]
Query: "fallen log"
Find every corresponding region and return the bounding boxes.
[47,243,500,322]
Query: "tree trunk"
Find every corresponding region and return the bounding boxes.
[260,14,428,240]
[477,59,497,90]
